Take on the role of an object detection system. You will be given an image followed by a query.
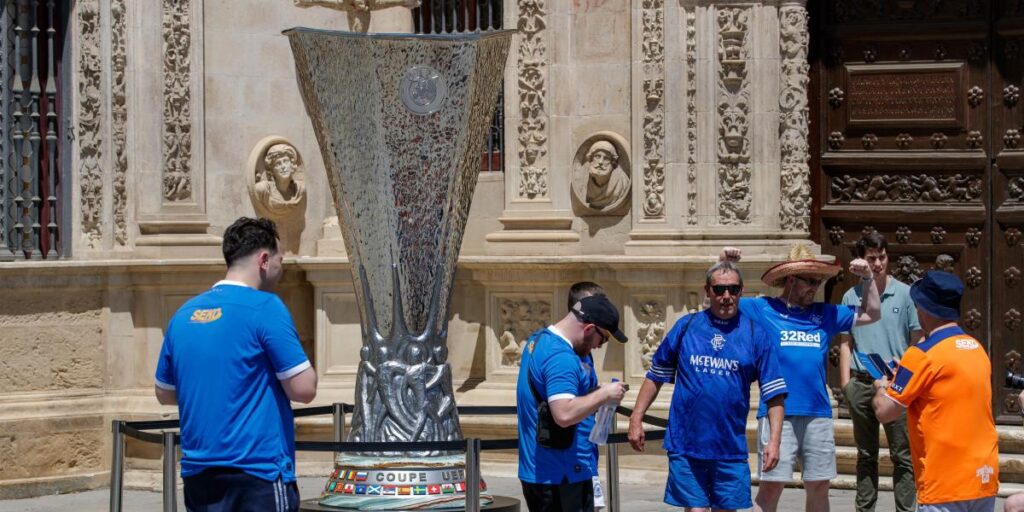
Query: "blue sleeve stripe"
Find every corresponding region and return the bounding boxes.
[761,378,785,389]
[762,385,788,401]
[646,370,675,383]
[649,364,675,374]
[761,381,787,394]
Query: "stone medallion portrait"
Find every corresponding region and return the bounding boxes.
[246,136,308,253]
[570,133,631,216]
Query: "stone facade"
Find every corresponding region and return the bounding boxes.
[0,0,816,497]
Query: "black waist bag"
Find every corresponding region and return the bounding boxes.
[527,342,576,450]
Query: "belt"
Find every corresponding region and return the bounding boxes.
[850,370,875,384]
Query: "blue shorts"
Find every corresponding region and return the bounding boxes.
[664,453,752,510]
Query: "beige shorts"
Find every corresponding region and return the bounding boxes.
[757,415,837,482]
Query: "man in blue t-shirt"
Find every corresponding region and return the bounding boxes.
[517,295,629,512]
[155,217,317,512]
[721,245,880,512]
[627,261,788,511]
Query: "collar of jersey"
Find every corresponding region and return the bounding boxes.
[547,325,574,352]
[918,325,966,353]
[213,279,252,289]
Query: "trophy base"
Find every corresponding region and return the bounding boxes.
[313,454,507,510]
[300,495,520,511]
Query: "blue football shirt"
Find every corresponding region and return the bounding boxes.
[155,282,311,482]
[647,310,787,460]
[739,297,855,418]
[516,327,598,484]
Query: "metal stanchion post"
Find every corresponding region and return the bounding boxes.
[109,420,125,512]
[162,431,177,512]
[333,403,345,442]
[465,438,481,512]
[606,418,620,512]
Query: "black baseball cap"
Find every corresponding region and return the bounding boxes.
[571,295,628,343]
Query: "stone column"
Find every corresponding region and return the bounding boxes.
[133,0,221,257]
[625,0,812,257]
[485,0,580,254]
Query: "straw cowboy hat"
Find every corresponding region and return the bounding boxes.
[760,244,841,288]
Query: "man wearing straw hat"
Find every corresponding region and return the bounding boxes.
[720,245,880,512]
[872,271,999,512]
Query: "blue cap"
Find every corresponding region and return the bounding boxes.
[909,271,963,321]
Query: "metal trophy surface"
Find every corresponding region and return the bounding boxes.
[285,28,512,510]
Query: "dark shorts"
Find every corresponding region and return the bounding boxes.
[520,479,594,512]
[183,467,299,512]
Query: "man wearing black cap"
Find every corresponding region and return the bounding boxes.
[516,295,629,512]
[872,271,999,511]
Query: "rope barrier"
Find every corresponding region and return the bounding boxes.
[117,402,669,451]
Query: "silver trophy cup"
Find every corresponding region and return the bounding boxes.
[286,28,512,510]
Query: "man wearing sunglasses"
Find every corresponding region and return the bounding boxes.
[720,245,880,512]
[627,261,788,512]
[516,295,629,511]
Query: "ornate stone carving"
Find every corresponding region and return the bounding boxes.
[897,45,912,61]
[498,299,551,367]
[965,308,982,330]
[1006,308,1022,331]
[935,254,956,273]
[1005,266,1021,287]
[896,133,913,150]
[930,226,946,244]
[686,7,697,225]
[863,46,876,63]
[1006,393,1021,414]
[862,225,877,237]
[967,85,984,107]
[293,0,422,33]
[1005,84,1020,107]
[893,255,924,284]
[78,0,103,247]
[571,134,631,216]
[636,301,666,371]
[934,44,947,60]
[1007,349,1022,373]
[1005,129,1021,149]
[967,131,984,149]
[829,225,844,245]
[1010,177,1024,202]
[830,173,982,203]
[861,134,878,150]
[828,344,840,368]
[930,132,947,149]
[112,0,128,246]
[967,227,982,247]
[247,137,308,254]
[968,42,986,62]
[828,87,844,108]
[1008,227,1022,247]
[966,266,982,288]
[641,0,666,218]
[828,131,844,150]
[516,0,548,199]
[717,7,752,224]
[778,5,810,232]
[162,0,193,202]
[896,226,911,244]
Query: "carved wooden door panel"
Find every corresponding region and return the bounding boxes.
[811,0,1024,422]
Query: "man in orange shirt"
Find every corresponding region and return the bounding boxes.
[872,271,999,511]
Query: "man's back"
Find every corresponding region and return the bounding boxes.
[155,283,310,482]
[886,326,999,504]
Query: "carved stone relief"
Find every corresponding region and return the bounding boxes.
[1006,308,1022,331]
[570,134,631,216]
[112,0,128,246]
[636,300,666,371]
[966,227,982,247]
[1006,266,1021,287]
[498,298,551,368]
[895,226,911,244]
[934,254,956,273]
[247,137,308,254]
[78,0,103,248]
[1010,177,1024,202]
[717,7,752,225]
[516,0,548,199]
[641,0,666,219]
[965,266,982,288]
[829,226,844,245]
[965,308,982,330]
[830,173,982,203]
[686,7,697,225]
[1007,227,1022,247]
[162,0,193,202]
[930,226,946,244]
[778,5,811,232]
[892,255,924,284]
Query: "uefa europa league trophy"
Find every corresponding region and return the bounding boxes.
[285,28,513,510]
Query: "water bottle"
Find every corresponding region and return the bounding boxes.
[588,378,619,445]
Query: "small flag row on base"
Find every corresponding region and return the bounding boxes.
[324,480,486,496]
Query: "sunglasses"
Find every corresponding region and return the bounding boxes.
[794,275,824,287]
[710,284,742,296]
[590,325,610,345]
